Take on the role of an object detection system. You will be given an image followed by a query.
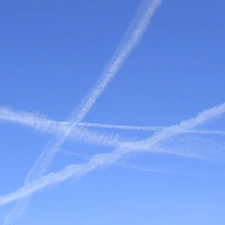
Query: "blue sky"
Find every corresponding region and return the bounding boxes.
[0,0,225,224]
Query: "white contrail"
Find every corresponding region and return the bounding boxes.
[5,0,162,174]
[123,102,225,152]
[4,0,163,177]
[3,1,162,224]
[68,0,162,122]
[1,106,225,137]
[0,107,126,148]
[0,106,163,133]
[1,102,225,207]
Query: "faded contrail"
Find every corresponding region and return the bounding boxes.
[3,1,162,224]
[1,102,225,207]
[116,162,183,174]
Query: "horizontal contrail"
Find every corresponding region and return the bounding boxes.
[1,102,225,207]
[3,1,162,224]
[0,106,127,147]
[80,122,164,131]
[1,106,225,136]
[0,106,163,132]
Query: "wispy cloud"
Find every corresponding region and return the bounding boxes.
[1,102,225,207]
[3,1,162,224]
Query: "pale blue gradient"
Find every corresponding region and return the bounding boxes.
[0,1,225,225]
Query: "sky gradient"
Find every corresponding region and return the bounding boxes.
[0,0,225,225]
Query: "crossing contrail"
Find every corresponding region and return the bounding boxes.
[1,106,225,137]
[1,102,225,207]
[0,107,125,147]
[0,106,163,133]
[3,1,162,224]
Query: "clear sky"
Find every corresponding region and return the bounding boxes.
[0,0,225,225]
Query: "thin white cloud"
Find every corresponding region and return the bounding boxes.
[1,102,225,207]
[80,122,164,131]
[0,106,128,148]
[3,1,162,224]
[68,0,162,123]
[122,103,225,152]
[1,106,225,138]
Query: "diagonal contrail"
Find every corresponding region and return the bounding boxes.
[23,0,162,174]
[0,105,222,159]
[3,0,162,224]
[1,102,225,207]
[67,0,162,122]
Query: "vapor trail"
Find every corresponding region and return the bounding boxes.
[69,0,162,122]
[3,1,162,224]
[0,107,124,147]
[0,106,163,133]
[1,102,225,207]
[5,0,162,173]
[1,106,225,136]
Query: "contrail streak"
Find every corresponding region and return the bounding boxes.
[1,102,225,207]
[0,106,163,133]
[1,106,225,136]
[68,0,162,122]
[81,122,164,131]
[0,107,124,147]
[3,1,162,224]
[4,0,162,174]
